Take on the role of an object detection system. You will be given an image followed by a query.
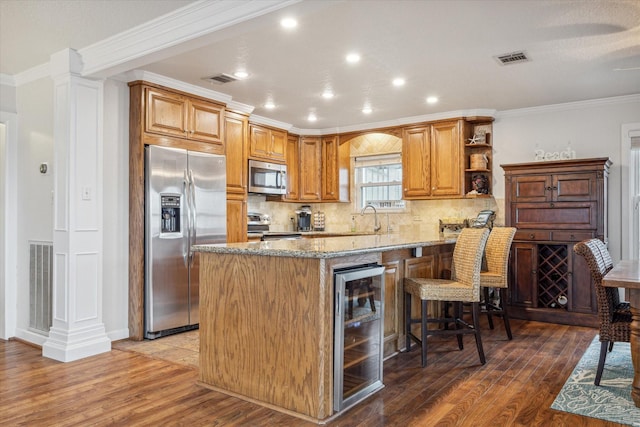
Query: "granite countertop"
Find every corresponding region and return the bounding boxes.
[192,231,455,259]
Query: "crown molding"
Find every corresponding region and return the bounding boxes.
[248,114,293,131]
[78,0,299,78]
[13,63,49,86]
[496,94,640,118]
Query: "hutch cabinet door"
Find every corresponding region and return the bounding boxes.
[511,175,552,202]
[510,243,537,307]
[568,250,596,313]
[554,172,598,202]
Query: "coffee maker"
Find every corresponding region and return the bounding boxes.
[295,205,312,231]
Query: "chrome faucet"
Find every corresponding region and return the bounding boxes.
[361,204,381,232]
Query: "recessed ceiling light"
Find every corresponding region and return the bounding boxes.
[264,101,275,109]
[233,70,248,79]
[280,17,297,29]
[308,112,317,122]
[426,96,439,104]
[322,90,334,99]
[346,53,361,64]
[392,77,405,87]
[362,105,372,114]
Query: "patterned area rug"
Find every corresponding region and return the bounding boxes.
[551,335,640,426]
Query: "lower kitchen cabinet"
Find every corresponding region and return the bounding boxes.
[226,193,247,243]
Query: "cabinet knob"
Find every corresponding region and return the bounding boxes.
[529,233,535,239]
[550,203,555,208]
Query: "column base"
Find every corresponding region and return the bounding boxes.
[42,323,111,362]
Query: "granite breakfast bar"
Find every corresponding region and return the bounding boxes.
[192,232,455,423]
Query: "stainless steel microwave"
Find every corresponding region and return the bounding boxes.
[248,159,287,195]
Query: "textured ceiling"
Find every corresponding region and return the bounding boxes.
[1,0,639,130]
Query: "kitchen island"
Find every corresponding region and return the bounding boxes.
[192,232,455,423]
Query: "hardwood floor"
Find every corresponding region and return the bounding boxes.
[0,319,625,426]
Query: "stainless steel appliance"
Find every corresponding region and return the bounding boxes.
[248,159,287,195]
[247,212,302,240]
[295,205,313,231]
[334,264,385,411]
[145,145,226,339]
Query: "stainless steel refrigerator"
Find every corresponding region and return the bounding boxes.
[145,145,226,339]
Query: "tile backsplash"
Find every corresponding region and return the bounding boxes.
[248,194,504,235]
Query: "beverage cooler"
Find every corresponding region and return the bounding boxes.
[333,264,385,412]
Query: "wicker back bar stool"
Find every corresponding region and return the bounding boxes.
[403,227,490,367]
[479,227,516,339]
[573,238,631,385]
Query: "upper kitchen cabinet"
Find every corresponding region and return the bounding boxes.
[284,134,300,201]
[249,124,287,163]
[224,111,249,195]
[402,120,464,199]
[321,135,350,202]
[298,136,322,201]
[144,84,224,151]
[287,135,349,203]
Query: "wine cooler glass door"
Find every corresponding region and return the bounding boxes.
[334,264,385,412]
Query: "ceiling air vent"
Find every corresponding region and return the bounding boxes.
[495,51,530,65]
[204,73,239,84]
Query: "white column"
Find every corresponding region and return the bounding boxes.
[42,49,110,362]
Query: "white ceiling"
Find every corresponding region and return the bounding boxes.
[1,0,639,131]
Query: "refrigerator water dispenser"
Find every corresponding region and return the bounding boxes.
[160,194,181,234]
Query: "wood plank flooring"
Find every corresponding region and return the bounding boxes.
[0,319,626,426]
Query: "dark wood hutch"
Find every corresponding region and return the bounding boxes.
[502,157,611,328]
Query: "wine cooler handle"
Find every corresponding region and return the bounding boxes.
[335,291,341,316]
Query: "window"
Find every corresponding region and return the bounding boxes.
[354,153,405,211]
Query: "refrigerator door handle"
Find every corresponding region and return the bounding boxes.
[183,169,191,268]
[188,169,197,267]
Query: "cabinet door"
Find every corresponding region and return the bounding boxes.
[569,250,596,313]
[145,87,187,138]
[224,112,247,194]
[430,121,463,197]
[511,175,552,202]
[299,137,321,201]
[510,243,537,307]
[226,193,247,243]
[188,99,223,145]
[269,129,287,161]
[249,125,271,159]
[554,172,597,202]
[382,260,401,358]
[284,135,300,201]
[321,136,339,201]
[402,127,431,199]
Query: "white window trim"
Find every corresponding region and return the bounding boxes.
[354,153,405,212]
[621,122,640,260]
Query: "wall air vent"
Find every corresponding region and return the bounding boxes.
[204,73,239,84]
[495,51,530,65]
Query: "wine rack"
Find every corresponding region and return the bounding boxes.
[537,245,569,309]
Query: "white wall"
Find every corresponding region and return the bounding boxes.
[102,79,130,341]
[493,95,640,262]
[14,78,54,343]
